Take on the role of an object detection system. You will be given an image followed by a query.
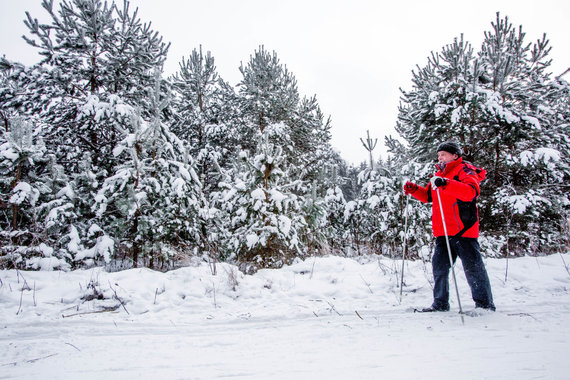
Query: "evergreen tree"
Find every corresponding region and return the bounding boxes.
[238,46,299,134]
[288,95,334,180]
[4,0,169,173]
[0,58,26,131]
[395,13,570,255]
[0,117,70,269]
[171,46,219,147]
[0,0,181,269]
[237,46,334,180]
[170,46,236,191]
[321,182,347,254]
[94,71,203,268]
[212,123,307,270]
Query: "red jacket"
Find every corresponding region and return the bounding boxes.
[411,157,486,238]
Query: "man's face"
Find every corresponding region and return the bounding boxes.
[437,151,458,164]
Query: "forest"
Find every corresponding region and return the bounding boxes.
[1,0,569,272]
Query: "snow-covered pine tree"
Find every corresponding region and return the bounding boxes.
[8,0,169,173]
[299,168,336,256]
[0,117,44,235]
[170,46,234,191]
[396,34,476,162]
[212,123,307,270]
[238,46,299,135]
[93,70,203,269]
[0,0,179,269]
[169,47,248,268]
[0,58,25,131]
[342,164,412,257]
[288,95,334,181]
[105,0,170,111]
[321,181,347,254]
[171,46,219,148]
[231,46,338,262]
[51,152,111,269]
[0,117,70,270]
[471,14,569,254]
[395,13,570,255]
[238,46,334,182]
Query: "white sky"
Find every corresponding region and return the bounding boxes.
[1,0,569,165]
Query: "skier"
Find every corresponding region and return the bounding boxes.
[403,141,495,312]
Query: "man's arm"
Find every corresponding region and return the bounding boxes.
[408,183,431,203]
[442,172,480,201]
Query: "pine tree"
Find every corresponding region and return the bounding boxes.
[321,182,347,254]
[94,70,203,268]
[212,124,307,270]
[170,46,235,191]
[395,13,570,255]
[0,117,70,269]
[237,46,334,183]
[288,95,334,181]
[171,46,219,147]
[238,46,299,134]
[7,0,170,173]
[0,0,180,269]
[0,117,43,231]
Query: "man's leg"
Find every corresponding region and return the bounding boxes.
[453,238,495,310]
[430,237,454,310]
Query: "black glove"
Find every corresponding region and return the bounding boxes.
[430,176,448,189]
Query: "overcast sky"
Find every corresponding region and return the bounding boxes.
[1,0,569,165]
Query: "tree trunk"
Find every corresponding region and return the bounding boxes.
[11,157,22,229]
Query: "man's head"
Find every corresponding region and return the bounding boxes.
[437,141,461,164]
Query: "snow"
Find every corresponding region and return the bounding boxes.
[87,224,103,237]
[73,236,114,264]
[367,194,380,208]
[451,106,463,124]
[535,147,561,163]
[67,226,81,253]
[520,148,561,166]
[245,234,259,249]
[277,215,292,235]
[9,181,35,205]
[508,195,533,214]
[434,104,449,118]
[521,115,542,130]
[56,184,75,200]
[484,90,521,124]
[269,189,287,203]
[46,203,74,228]
[251,188,266,200]
[171,177,186,196]
[1,254,570,379]
[428,91,439,103]
[0,142,19,161]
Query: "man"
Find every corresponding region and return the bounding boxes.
[403,141,495,312]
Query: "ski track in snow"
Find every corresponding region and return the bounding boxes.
[1,254,570,379]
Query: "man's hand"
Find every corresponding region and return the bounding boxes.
[430,176,448,189]
[403,181,418,195]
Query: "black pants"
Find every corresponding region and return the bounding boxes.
[432,236,495,310]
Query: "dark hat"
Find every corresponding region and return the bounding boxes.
[437,141,462,156]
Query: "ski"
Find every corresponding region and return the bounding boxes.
[410,308,495,316]
[461,309,495,317]
[411,307,449,313]
[414,306,449,313]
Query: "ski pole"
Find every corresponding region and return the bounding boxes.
[399,194,410,303]
[435,187,464,322]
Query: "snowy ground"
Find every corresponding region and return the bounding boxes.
[1,253,570,380]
